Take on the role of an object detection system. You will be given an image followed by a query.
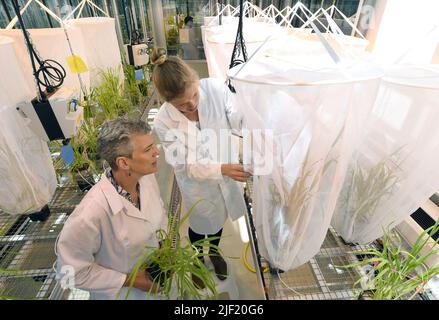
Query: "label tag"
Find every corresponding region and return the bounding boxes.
[135,68,144,81]
[61,143,75,167]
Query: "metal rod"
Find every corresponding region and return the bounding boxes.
[243,185,269,300]
[121,0,131,42]
[138,0,148,43]
[111,0,125,50]
[0,234,59,244]
[130,0,138,30]
[148,0,166,49]
[103,0,110,15]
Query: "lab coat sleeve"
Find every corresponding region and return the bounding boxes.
[56,206,127,293]
[154,121,223,181]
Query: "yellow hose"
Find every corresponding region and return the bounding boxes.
[243,242,269,273]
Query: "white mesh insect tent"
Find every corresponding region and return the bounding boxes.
[0,36,57,215]
[66,17,122,84]
[331,64,439,244]
[227,33,383,270]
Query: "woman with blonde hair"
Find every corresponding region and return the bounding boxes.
[151,48,250,288]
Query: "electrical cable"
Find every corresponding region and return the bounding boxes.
[242,241,269,274]
[11,0,66,101]
[276,268,304,296]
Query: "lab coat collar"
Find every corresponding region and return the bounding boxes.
[98,175,125,215]
[98,175,149,221]
[162,102,201,138]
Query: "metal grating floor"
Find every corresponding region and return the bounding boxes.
[262,228,377,300]
[0,182,81,300]
[0,210,74,300]
[0,159,433,300]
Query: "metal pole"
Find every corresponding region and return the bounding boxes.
[121,0,131,41]
[138,0,148,42]
[103,0,110,15]
[244,187,269,300]
[148,0,166,48]
[111,0,125,48]
[130,0,138,30]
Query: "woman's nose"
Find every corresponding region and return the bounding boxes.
[188,100,196,110]
[153,146,160,157]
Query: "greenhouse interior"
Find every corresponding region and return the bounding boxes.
[0,0,438,301]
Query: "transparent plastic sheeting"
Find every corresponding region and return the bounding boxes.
[0,25,90,97]
[227,56,382,271]
[67,17,122,83]
[331,65,439,244]
[0,36,57,215]
[202,18,287,80]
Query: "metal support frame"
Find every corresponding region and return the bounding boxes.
[121,0,131,42]
[138,0,148,42]
[110,0,125,50]
[102,0,109,15]
[130,0,138,30]
[148,0,166,49]
[243,186,269,300]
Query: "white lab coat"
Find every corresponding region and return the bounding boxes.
[56,173,167,300]
[153,78,246,235]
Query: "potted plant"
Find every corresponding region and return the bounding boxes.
[343,219,439,300]
[69,119,100,192]
[94,68,130,122]
[124,201,220,300]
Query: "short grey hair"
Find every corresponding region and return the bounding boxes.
[97,117,151,170]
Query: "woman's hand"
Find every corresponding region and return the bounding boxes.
[221,164,251,182]
[123,269,162,293]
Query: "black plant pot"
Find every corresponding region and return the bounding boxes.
[146,263,171,287]
[75,171,95,192]
[358,289,376,300]
[28,204,51,222]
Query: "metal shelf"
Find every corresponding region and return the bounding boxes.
[0,187,78,300]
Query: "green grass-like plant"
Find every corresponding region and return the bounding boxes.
[343,220,439,300]
[340,150,403,226]
[124,200,219,300]
[69,118,99,174]
[94,68,130,122]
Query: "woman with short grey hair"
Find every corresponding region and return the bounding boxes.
[56,117,167,300]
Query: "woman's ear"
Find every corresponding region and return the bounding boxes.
[115,156,130,171]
